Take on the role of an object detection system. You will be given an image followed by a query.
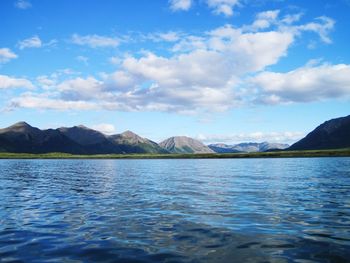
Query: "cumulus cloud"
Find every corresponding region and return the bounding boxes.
[15,0,31,9]
[71,34,119,48]
[57,77,103,101]
[196,131,305,144]
[169,0,240,16]
[91,123,116,134]
[36,75,56,89]
[9,93,98,111]
[0,75,33,89]
[169,0,192,11]
[206,0,240,16]
[7,12,342,113]
[251,63,350,104]
[18,36,42,49]
[0,48,18,63]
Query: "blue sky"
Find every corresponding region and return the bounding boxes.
[0,0,349,144]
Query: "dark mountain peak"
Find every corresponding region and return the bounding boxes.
[9,121,35,131]
[289,115,350,150]
[12,121,31,127]
[58,125,107,146]
[76,125,90,129]
[60,125,90,131]
[1,121,40,134]
[318,115,350,134]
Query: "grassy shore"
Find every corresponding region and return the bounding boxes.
[0,148,349,159]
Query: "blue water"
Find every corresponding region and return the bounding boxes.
[0,158,349,262]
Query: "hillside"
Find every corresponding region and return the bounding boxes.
[160,136,214,154]
[0,122,166,154]
[0,122,85,154]
[289,115,350,150]
[109,131,168,154]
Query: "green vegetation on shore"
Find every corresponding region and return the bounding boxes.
[0,148,349,159]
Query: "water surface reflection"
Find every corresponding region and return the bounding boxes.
[0,158,349,262]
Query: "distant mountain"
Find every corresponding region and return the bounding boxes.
[58,125,122,154]
[0,122,167,154]
[289,115,350,150]
[8,116,349,155]
[160,136,214,154]
[0,122,85,154]
[209,142,289,153]
[109,131,168,154]
[208,144,241,153]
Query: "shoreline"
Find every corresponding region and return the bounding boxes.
[0,148,349,159]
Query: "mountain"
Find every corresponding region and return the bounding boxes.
[58,125,122,154]
[208,143,241,153]
[109,131,168,154]
[258,142,290,152]
[289,115,350,150]
[208,142,289,153]
[160,136,214,154]
[0,122,168,154]
[0,122,85,154]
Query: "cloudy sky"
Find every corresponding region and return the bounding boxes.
[1,0,349,144]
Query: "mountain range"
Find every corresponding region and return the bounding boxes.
[0,122,165,154]
[0,115,349,154]
[208,142,289,153]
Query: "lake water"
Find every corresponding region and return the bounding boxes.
[0,158,349,262]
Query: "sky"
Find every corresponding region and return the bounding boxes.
[0,0,349,144]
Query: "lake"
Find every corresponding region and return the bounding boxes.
[0,158,349,262]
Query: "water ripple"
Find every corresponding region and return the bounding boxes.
[0,158,350,262]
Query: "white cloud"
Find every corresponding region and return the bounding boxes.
[171,36,206,52]
[0,48,18,63]
[57,77,103,101]
[169,0,192,11]
[169,0,240,16]
[251,63,350,104]
[109,56,121,65]
[196,131,305,144]
[0,75,33,89]
[71,34,119,48]
[36,75,56,89]
[76,55,89,65]
[296,16,335,44]
[148,31,182,42]
[15,0,31,9]
[248,10,280,31]
[91,123,116,135]
[18,36,42,50]
[9,93,98,111]
[44,39,58,48]
[102,70,139,90]
[7,13,340,113]
[206,0,240,17]
[282,13,303,25]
